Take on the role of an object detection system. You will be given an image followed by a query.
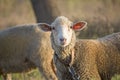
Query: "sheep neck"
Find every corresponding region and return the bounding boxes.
[51,31,76,65]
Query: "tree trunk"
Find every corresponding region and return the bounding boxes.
[30,0,60,24]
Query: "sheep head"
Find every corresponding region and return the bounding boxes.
[39,16,87,47]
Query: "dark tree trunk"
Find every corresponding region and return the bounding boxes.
[30,0,60,24]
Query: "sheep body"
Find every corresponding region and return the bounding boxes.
[40,16,120,80]
[54,29,120,80]
[72,32,120,80]
[0,24,57,80]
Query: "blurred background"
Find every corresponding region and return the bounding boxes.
[0,0,120,80]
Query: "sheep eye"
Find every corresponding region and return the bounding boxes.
[52,27,55,30]
[70,26,72,28]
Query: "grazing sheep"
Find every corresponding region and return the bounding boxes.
[0,24,57,80]
[39,16,120,80]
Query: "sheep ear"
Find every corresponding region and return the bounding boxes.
[72,21,87,31]
[38,23,51,32]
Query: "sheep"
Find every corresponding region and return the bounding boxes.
[0,24,57,80]
[39,16,120,80]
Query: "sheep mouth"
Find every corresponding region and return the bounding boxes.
[61,42,65,45]
[60,42,68,47]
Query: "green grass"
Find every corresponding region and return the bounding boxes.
[12,69,45,80]
[112,75,120,80]
[0,70,120,80]
[0,69,45,80]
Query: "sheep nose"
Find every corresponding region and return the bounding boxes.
[60,38,66,42]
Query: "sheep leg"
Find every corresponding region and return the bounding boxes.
[51,59,57,76]
[29,56,57,80]
[2,74,11,80]
[39,60,58,80]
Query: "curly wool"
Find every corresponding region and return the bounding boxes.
[52,32,120,80]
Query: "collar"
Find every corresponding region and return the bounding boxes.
[54,48,80,80]
[54,48,75,66]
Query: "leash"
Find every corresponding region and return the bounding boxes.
[54,49,80,80]
[68,65,80,80]
[68,49,80,80]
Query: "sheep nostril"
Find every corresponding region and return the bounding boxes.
[60,38,66,42]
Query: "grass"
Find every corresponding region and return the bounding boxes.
[0,69,45,80]
[0,71,120,80]
[112,75,120,80]
[11,69,45,80]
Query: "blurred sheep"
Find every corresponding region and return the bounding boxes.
[0,24,57,80]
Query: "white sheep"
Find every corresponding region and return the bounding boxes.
[39,16,120,80]
[0,24,57,80]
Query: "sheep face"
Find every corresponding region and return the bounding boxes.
[40,16,87,47]
[50,16,73,47]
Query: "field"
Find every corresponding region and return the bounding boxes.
[0,0,120,80]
